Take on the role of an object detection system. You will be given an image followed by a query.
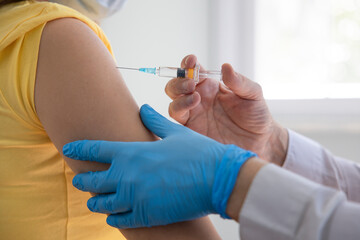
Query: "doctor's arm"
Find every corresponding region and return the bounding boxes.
[35,18,220,240]
[282,130,360,203]
[234,161,360,240]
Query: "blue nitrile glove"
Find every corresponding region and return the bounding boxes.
[63,104,256,229]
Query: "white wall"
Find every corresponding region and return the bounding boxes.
[268,99,360,163]
[101,0,209,119]
[101,1,360,240]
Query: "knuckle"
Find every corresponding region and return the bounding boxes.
[165,79,177,97]
[181,79,195,93]
[168,102,175,117]
[164,82,171,96]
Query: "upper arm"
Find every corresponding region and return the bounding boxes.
[35,18,155,173]
[35,18,219,239]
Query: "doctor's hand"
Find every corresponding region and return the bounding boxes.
[63,104,257,229]
[165,55,288,165]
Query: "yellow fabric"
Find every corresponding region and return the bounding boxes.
[0,1,125,239]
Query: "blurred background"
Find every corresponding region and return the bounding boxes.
[101,0,360,239]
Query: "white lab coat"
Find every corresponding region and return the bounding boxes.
[238,130,360,240]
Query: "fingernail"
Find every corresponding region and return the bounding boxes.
[141,104,154,115]
[87,198,96,211]
[106,216,116,228]
[62,144,72,157]
[72,176,83,190]
[142,104,151,110]
[186,94,194,106]
[185,56,189,65]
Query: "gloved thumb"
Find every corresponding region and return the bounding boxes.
[222,63,263,100]
[140,104,183,139]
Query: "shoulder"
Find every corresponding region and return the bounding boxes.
[37,17,115,88]
[35,16,120,129]
[40,17,107,56]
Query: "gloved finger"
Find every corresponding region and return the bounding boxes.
[222,63,263,100]
[168,92,201,125]
[140,104,185,139]
[107,212,144,229]
[72,170,116,193]
[87,193,132,214]
[63,140,121,163]
[165,78,196,100]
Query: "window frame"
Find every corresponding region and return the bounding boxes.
[209,0,360,132]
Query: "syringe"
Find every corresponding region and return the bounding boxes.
[116,65,222,84]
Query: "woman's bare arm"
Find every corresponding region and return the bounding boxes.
[35,18,220,240]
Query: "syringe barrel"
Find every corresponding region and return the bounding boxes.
[199,70,222,81]
[158,66,201,83]
[157,67,179,78]
[157,64,226,83]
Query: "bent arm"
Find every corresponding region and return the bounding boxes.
[35,18,219,240]
[239,164,360,240]
[283,130,360,202]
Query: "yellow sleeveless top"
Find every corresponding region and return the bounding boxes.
[0,1,125,239]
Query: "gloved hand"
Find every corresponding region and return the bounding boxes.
[165,55,288,165]
[63,104,256,229]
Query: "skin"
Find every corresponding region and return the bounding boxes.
[35,18,220,240]
[226,157,267,220]
[165,55,289,166]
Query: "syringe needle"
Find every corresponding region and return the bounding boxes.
[116,67,140,71]
[116,66,158,75]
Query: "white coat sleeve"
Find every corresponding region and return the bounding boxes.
[283,129,360,202]
[239,164,360,240]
